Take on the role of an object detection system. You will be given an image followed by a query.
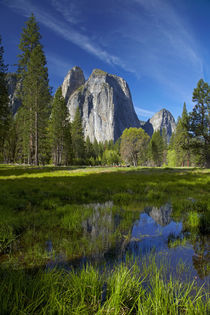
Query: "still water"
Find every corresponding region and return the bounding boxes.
[44,202,209,286]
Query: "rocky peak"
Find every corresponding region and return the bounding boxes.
[61,66,85,102]
[63,67,140,142]
[142,108,176,142]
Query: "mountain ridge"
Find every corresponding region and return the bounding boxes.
[6,68,177,143]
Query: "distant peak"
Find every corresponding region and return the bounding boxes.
[153,108,174,118]
[68,66,84,73]
[91,68,107,76]
[62,66,85,101]
[159,108,168,113]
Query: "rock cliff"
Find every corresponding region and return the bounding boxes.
[62,66,85,102]
[6,73,21,114]
[62,67,140,142]
[7,67,176,143]
[142,108,176,142]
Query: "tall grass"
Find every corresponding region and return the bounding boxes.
[0,258,208,314]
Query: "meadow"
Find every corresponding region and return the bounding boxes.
[0,165,209,314]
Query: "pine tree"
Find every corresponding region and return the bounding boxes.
[85,136,94,160]
[18,14,41,76]
[149,130,164,166]
[189,79,210,167]
[49,87,72,165]
[71,107,85,162]
[3,116,18,163]
[174,103,191,166]
[17,15,51,165]
[0,35,10,158]
[161,128,168,164]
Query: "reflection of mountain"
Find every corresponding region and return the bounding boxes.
[82,202,131,260]
[127,210,182,257]
[145,203,172,226]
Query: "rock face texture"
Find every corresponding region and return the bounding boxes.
[63,67,140,142]
[62,66,85,102]
[6,73,21,114]
[145,203,172,226]
[7,67,177,143]
[142,109,176,142]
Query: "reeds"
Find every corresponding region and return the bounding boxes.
[0,258,208,314]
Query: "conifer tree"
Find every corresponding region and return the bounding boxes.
[161,128,168,164]
[85,136,94,160]
[71,107,85,162]
[174,103,191,166]
[18,14,41,76]
[0,35,10,157]
[189,79,210,167]
[49,87,72,165]
[149,130,164,166]
[17,15,51,165]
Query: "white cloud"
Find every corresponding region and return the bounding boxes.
[50,0,80,24]
[2,0,129,70]
[135,106,155,118]
[132,0,203,72]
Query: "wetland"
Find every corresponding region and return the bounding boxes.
[0,165,209,314]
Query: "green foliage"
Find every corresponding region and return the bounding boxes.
[85,135,95,160]
[1,115,18,163]
[148,130,164,166]
[161,128,168,164]
[49,87,72,165]
[102,149,120,165]
[18,13,41,75]
[0,35,10,158]
[174,103,192,166]
[17,15,51,165]
[189,79,210,167]
[71,107,85,161]
[167,149,176,167]
[120,127,150,166]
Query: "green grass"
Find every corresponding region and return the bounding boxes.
[0,165,209,313]
[0,165,209,266]
[0,257,208,314]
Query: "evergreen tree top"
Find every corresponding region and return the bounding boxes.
[18,14,42,74]
[0,36,8,74]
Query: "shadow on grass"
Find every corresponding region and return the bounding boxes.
[0,165,88,177]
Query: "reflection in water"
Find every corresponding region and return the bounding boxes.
[2,200,209,285]
[45,202,209,284]
[127,212,182,256]
[145,203,172,226]
[126,203,209,284]
[81,201,129,262]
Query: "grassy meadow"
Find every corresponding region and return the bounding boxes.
[0,165,209,314]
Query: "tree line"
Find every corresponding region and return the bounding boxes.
[0,14,209,167]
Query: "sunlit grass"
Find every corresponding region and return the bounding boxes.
[0,257,208,314]
[0,165,209,313]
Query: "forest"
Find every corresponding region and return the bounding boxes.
[0,14,210,168]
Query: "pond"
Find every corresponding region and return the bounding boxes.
[2,200,208,289]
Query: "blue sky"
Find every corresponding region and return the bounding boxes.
[1,0,210,121]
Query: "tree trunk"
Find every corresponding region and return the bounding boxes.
[34,110,38,166]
